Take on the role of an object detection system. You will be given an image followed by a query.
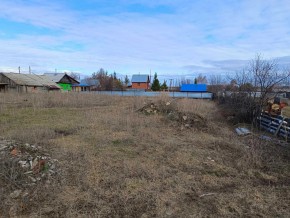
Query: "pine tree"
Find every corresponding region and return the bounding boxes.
[151,73,161,91]
[124,75,130,85]
[160,80,168,90]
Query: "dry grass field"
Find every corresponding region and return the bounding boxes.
[0,92,290,217]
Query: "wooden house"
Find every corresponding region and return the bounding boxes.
[131,74,150,89]
[44,73,79,91]
[72,79,99,92]
[0,73,61,93]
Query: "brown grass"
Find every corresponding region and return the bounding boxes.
[0,92,290,217]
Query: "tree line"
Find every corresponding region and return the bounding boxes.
[70,68,129,91]
[69,54,290,97]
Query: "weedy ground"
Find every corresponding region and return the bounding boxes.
[0,92,289,217]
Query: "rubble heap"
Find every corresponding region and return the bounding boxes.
[0,138,60,216]
[167,110,207,130]
[138,101,207,131]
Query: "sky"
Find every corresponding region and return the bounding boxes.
[0,0,290,81]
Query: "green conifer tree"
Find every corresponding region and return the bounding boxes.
[151,73,161,91]
[160,80,168,90]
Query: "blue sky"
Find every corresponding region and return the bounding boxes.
[0,0,290,80]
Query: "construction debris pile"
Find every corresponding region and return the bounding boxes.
[0,139,60,215]
[138,102,173,115]
[138,101,208,131]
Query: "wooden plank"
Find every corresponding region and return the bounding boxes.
[275,118,285,136]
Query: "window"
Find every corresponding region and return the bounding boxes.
[138,83,140,86]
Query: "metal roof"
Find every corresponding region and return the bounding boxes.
[44,73,80,84]
[2,73,61,88]
[43,73,66,83]
[131,74,149,83]
[71,79,100,87]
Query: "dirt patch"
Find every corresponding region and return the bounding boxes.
[54,128,76,136]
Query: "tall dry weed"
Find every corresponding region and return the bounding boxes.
[0,92,290,217]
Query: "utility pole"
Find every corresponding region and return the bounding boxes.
[169,79,173,92]
[29,66,31,74]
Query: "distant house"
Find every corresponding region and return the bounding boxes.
[72,79,99,92]
[180,84,207,92]
[131,74,150,90]
[44,73,79,91]
[0,73,61,93]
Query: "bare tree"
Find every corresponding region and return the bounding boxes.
[196,74,207,84]
[69,72,80,81]
[209,75,223,85]
[208,74,225,94]
[226,54,290,123]
[90,68,124,91]
[250,55,288,104]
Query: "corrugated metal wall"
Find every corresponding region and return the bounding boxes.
[180,84,207,92]
[258,112,290,140]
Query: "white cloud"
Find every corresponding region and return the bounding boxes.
[0,0,290,77]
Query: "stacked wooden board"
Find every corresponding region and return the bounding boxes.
[258,112,290,140]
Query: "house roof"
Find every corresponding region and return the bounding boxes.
[1,73,60,88]
[43,73,80,84]
[131,74,150,83]
[71,79,100,87]
[43,73,66,83]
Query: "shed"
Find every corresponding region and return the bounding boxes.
[72,79,100,92]
[131,74,150,89]
[180,84,207,92]
[0,73,61,93]
[44,73,79,91]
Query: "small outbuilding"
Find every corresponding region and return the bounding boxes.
[0,73,61,93]
[72,79,99,92]
[180,84,207,92]
[131,74,150,90]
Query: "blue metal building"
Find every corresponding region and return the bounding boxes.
[180,84,207,92]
